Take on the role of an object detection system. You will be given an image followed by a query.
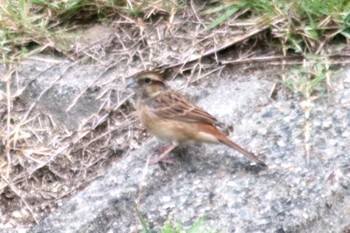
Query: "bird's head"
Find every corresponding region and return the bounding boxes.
[126,71,167,98]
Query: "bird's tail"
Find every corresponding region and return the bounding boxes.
[218,135,267,168]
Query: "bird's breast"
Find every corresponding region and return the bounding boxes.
[137,105,197,144]
[137,105,222,146]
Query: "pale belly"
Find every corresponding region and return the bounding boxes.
[142,115,191,143]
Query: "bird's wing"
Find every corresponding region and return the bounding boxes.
[146,90,218,125]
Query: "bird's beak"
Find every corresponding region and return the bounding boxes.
[126,79,138,89]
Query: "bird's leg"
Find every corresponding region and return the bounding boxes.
[155,144,171,154]
[149,144,178,164]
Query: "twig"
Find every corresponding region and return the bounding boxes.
[160,15,286,70]
[29,145,71,175]
[221,54,304,65]
[190,0,206,29]
[1,175,39,223]
[135,155,150,208]
[5,67,15,177]
[66,63,118,112]
[269,60,350,66]
[21,61,79,125]
[72,116,138,152]
[221,54,350,66]
[186,66,225,87]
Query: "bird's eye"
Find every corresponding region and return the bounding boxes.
[144,77,152,84]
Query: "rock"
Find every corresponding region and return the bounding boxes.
[29,68,350,233]
[15,58,114,130]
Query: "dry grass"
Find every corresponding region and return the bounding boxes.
[0,63,141,225]
[0,0,350,230]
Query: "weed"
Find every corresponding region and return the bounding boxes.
[204,0,350,53]
[136,211,217,233]
[282,55,331,98]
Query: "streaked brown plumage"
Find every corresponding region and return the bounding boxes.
[127,71,267,168]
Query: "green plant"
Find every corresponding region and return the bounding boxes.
[137,210,217,233]
[204,0,350,53]
[160,217,217,233]
[0,0,73,62]
[282,55,330,98]
[203,4,244,29]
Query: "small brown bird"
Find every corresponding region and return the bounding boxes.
[127,71,267,168]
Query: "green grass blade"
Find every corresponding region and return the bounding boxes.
[202,5,228,15]
[208,5,241,29]
[136,209,151,233]
[186,217,205,233]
